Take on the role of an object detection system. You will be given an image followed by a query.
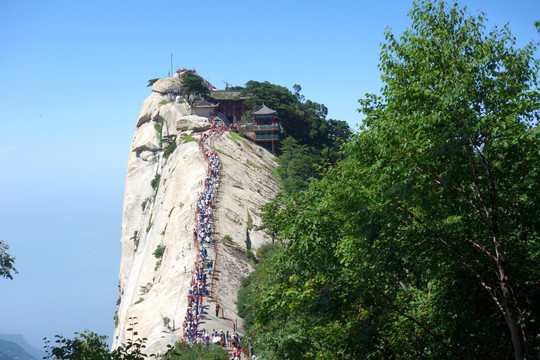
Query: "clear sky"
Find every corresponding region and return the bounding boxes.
[0,0,538,351]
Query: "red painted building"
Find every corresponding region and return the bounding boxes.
[209,90,248,124]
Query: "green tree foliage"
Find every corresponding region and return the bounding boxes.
[146,78,159,87]
[0,240,17,280]
[241,81,351,192]
[241,81,350,153]
[241,1,540,359]
[44,330,229,360]
[160,342,228,360]
[44,330,115,360]
[181,71,210,105]
[151,174,161,191]
[276,137,320,193]
[153,244,166,259]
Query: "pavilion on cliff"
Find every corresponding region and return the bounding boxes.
[236,103,280,153]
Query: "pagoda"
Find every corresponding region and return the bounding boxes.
[236,104,280,153]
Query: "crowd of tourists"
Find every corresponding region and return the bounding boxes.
[179,122,259,359]
[181,121,224,343]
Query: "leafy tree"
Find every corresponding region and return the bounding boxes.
[245,1,540,359]
[324,119,351,161]
[146,78,159,87]
[43,330,112,360]
[181,71,210,105]
[160,341,228,360]
[241,80,351,150]
[276,137,320,193]
[355,1,540,358]
[241,81,351,192]
[0,240,17,280]
[44,328,149,360]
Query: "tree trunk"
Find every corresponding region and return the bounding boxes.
[501,282,523,360]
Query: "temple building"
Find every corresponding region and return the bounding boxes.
[236,104,280,153]
[209,90,248,123]
[191,99,218,118]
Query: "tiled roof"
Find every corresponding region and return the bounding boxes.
[209,91,247,100]
[251,103,276,116]
[193,99,217,107]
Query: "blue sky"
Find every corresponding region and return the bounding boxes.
[0,0,538,350]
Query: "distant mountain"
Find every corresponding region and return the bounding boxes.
[0,335,44,360]
[0,339,35,360]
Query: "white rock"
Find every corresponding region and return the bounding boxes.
[155,103,190,136]
[131,121,161,154]
[151,76,183,95]
[113,92,280,355]
[137,92,167,128]
[176,115,211,131]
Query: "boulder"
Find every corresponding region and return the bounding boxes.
[131,120,161,155]
[175,115,211,131]
[154,103,190,136]
[151,75,183,95]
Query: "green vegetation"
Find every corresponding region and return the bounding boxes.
[244,160,260,169]
[228,130,243,144]
[145,221,152,233]
[141,197,151,211]
[161,342,228,360]
[140,282,152,295]
[240,79,351,194]
[220,235,236,246]
[181,71,210,105]
[44,330,111,360]
[0,240,17,280]
[162,316,170,327]
[246,249,256,266]
[44,322,149,359]
[163,135,177,158]
[152,244,164,274]
[147,78,159,87]
[155,122,163,147]
[116,282,122,305]
[43,328,228,360]
[153,244,166,259]
[134,297,144,304]
[130,231,140,251]
[151,173,161,190]
[216,149,233,158]
[237,243,282,331]
[113,311,119,328]
[180,133,197,143]
[239,1,540,359]
[276,137,320,193]
[168,207,175,217]
[158,100,170,105]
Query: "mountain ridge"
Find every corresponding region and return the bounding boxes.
[112,77,280,354]
[0,334,44,360]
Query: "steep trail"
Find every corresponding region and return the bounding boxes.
[180,121,241,350]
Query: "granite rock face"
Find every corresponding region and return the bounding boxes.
[151,73,183,95]
[113,78,280,355]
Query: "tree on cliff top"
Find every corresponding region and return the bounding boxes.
[181,71,210,105]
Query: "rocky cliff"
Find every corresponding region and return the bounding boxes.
[112,75,280,354]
